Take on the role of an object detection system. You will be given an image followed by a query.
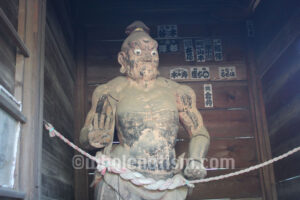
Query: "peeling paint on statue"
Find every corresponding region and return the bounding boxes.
[80,21,210,200]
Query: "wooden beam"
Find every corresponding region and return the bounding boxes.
[263,47,300,104]
[256,10,300,78]
[247,43,277,199]
[268,94,300,136]
[17,0,47,199]
[0,90,26,123]
[0,187,26,199]
[74,27,90,200]
[0,7,30,57]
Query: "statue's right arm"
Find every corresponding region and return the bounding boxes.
[79,84,114,149]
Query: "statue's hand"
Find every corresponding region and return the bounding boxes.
[88,95,114,148]
[88,128,112,148]
[184,159,207,180]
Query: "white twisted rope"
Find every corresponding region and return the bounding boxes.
[44,122,300,190]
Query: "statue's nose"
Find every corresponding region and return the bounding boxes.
[144,54,152,62]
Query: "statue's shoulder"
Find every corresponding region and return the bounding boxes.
[93,76,128,96]
[156,76,179,89]
[156,77,194,95]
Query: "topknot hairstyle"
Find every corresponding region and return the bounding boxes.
[125,21,150,35]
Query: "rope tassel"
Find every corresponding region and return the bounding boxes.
[44,121,300,190]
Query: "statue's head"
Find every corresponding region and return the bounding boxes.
[118,21,159,81]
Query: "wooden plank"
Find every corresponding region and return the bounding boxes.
[256,10,300,78]
[182,81,249,109]
[176,139,257,169]
[45,0,76,81]
[14,0,27,190]
[87,66,123,85]
[159,63,248,81]
[0,0,19,28]
[74,28,90,200]
[0,90,26,123]
[17,0,47,199]
[0,187,25,199]
[41,174,74,200]
[87,23,244,41]
[264,63,300,118]
[261,40,300,107]
[276,176,300,200]
[268,94,300,137]
[0,17,16,93]
[44,24,75,106]
[189,170,261,199]
[247,50,277,199]
[0,7,30,57]
[271,129,300,181]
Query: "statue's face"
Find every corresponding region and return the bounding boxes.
[119,36,159,81]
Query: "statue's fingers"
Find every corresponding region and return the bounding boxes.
[104,116,111,131]
[93,113,99,129]
[99,113,106,129]
[101,98,109,115]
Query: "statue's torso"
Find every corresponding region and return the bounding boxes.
[113,81,179,176]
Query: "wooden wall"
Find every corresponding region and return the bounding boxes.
[253,0,300,199]
[42,0,76,199]
[0,0,19,93]
[84,22,263,199]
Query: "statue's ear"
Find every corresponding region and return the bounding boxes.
[118,51,128,74]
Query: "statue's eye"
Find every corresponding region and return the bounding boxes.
[151,50,157,56]
[134,49,142,55]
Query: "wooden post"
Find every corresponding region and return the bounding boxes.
[74,27,90,200]
[247,41,278,200]
[16,0,47,199]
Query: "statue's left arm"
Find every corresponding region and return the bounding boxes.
[176,85,210,179]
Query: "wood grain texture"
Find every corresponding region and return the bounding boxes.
[0,9,16,93]
[0,7,30,57]
[189,171,261,199]
[256,11,300,78]
[0,0,19,28]
[86,23,244,41]
[41,0,75,199]
[247,49,277,199]
[17,0,47,199]
[74,28,90,200]
[176,138,257,169]
[276,176,300,200]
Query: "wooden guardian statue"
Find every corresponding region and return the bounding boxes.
[80,21,210,200]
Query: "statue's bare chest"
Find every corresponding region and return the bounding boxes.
[116,86,178,150]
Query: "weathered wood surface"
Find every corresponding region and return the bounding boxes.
[276,176,300,200]
[255,3,300,194]
[87,23,245,41]
[0,0,18,93]
[17,0,46,199]
[190,171,261,199]
[176,138,257,168]
[255,9,300,78]
[74,28,90,200]
[0,0,19,28]
[0,7,30,57]
[251,1,300,198]
[41,0,75,199]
